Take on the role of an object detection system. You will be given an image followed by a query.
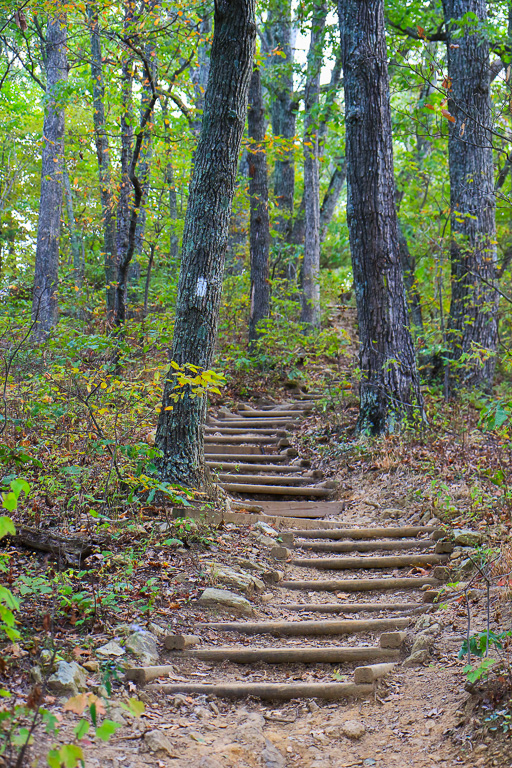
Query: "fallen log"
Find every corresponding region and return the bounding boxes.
[7,525,97,563]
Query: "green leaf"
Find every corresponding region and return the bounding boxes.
[0,516,15,539]
[95,719,121,741]
[59,743,84,768]
[74,719,90,740]
[120,697,145,717]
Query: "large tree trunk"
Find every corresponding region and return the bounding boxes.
[443,0,498,390]
[301,3,327,329]
[31,12,68,340]
[87,2,116,322]
[247,68,271,344]
[155,0,255,489]
[339,0,423,435]
[264,0,296,254]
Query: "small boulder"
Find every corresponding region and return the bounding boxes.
[125,630,159,665]
[47,661,87,697]
[453,529,483,547]
[197,587,254,616]
[432,565,451,582]
[97,641,125,658]
[262,739,286,768]
[403,649,430,667]
[341,720,366,740]
[254,521,278,537]
[144,729,176,757]
[210,563,264,596]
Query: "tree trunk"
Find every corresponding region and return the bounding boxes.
[398,224,423,332]
[301,3,327,329]
[338,0,423,435]
[443,0,498,390]
[87,2,116,322]
[247,68,271,344]
[155,0,255,489]
[264,0,296,252]
[31,12,67,340]
[320,159,346,243]
[191,8,212,137]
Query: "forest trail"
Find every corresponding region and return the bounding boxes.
[92,398,487,768]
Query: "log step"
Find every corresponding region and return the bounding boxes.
[273,602,423,613]
[291,554,448,570]
[214,418,298,427]
[220,483,331,497]
[217,473,311,486]
[172,645,399,664]
[205,426,288,436]
[280,577,440,592]
[145,682,373,700]
[294,538,435,553]
[227,410,307,419]
[202,616,410,636]
[205,453,290,463]
[204,435,283,444]
[284,526,438,540]
[206,462,312,474]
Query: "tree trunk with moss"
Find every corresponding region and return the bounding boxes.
[156,0,255,488]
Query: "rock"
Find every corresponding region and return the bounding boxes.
[148,622,167,637]
[380,631,407,649]
[403,649,430,667]
[47,661,87,697]
[341,720,366,740]
[125,631,159,665]
[270,546,289,561]
[108,707,127,725]
[234,557,261,572]
[254,521,278,537]
[432,565,451,582]
[31,666,43,685]
[198,758,223,768]
[411,634,433,654]
[262,739,286,768]
[97,641,125,657]
[254,533,278,547]
[235,714,265,748]
[453,529,483,547]
[83,660,100,673]
[144,729,176,757]
[209,563,264,596]
[197,587,255,616]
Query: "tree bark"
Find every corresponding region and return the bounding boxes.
[320,159,346,243]
[63,170,84,290]
[247,68,271,344]
[87,2,116,322]
[31,12,67,340]
[443,0,498,390]
[191,8,212,137]
[339,0,423,434]
[155,0,255,489]
[301,3,327,329]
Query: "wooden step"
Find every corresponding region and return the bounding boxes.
[273,602,423,613]
[145,682,373,700]
[169,645,399,664]
[294,538,435,553]
[255,501,343,517]
[205,453,290,462]
[226,410,308,419]
[206,462,312,474]
[217,473,310,486]
[205,426,288,436]
[214,417,299,426]
[290,553,448,570]
[204,434,283,444]
[202,616,410,636]
[221,482,331,497]
[284,526,438,540]
[280,576,440,592]
[205,445,267,455]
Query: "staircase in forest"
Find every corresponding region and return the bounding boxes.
[126,397,446,701]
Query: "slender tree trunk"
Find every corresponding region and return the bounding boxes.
[320,159,346,242]
[31,13,67,340]
[87,2,116,322]
[301,3,327,329]
[63,170,84,289]
[264,0,296,252]
[156,0,255,489]
[398,224,423,332]
[247,68,271,344]
[443,0,498,390]
[161,98,179,269]
[191,9,212,137]
[339,0,423,434]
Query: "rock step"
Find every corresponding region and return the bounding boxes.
[290,553,448,570]
[207,462,314,474]
[280,576,440,592]
[145,682,373,700]
[201,617,410,636]
[293,538,435,553]
[284,526,438,540]
[217,473,311,486]
[273,602,423,613]
[220,483,332,498]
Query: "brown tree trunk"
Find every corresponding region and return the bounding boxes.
[443,0,498,391]
[248,68,271,344]
[339,0,423,434]
[31,12,68,340]
[155,0,255,489]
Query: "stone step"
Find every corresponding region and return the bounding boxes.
[202,616,410,636]
[280,576,440,592]
[284,526,438,540]
[293,539,436,553]
[220,482,332,498]
[290,553,448,570]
